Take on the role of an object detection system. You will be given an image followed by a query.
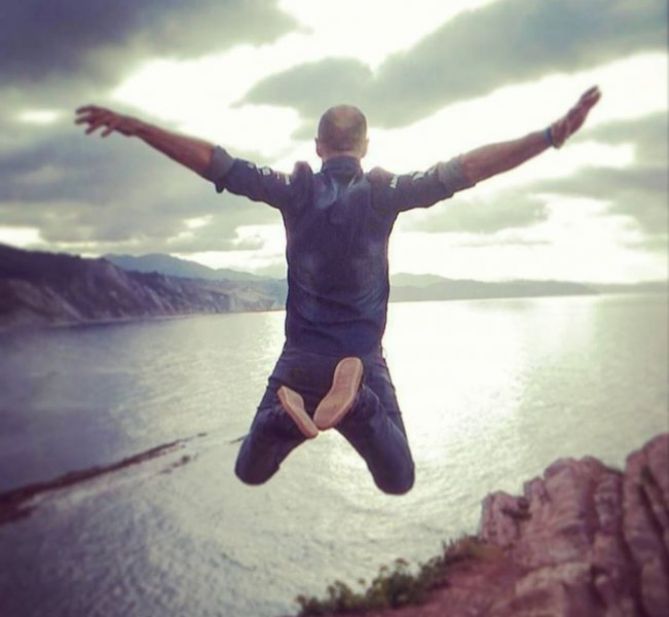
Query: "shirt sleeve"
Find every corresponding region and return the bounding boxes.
[369,155,475,214]
[203,145,298,211]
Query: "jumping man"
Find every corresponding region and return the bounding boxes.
[76,85,601,494]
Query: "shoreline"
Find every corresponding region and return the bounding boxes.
[0,289,664,334]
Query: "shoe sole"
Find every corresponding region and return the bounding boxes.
[277,386,319,439]
[314,357,364,430]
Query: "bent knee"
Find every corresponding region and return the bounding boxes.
[376,466,415,496]
[234,459,274,486]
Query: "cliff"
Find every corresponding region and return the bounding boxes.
[297,433,669,617]
[0,244,283,329]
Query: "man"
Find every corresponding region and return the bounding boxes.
[76,85,601,494]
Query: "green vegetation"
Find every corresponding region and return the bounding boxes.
[294,535,487,616]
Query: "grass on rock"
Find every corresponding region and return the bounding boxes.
[294,535,489,616]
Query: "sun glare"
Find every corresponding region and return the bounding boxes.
[278,0,502,69]
[16,109,62,125]
[0,226,42,247]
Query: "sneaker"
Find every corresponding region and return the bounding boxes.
[277,386,319,439]
[314,357,364,430]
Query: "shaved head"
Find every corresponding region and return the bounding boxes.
[317,105,368,155]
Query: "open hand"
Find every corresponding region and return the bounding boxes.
[550,86,601,148]
[75,105,143,137]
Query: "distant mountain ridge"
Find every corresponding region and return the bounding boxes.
[389,276,596,301]
[103,253,271,282]
[389,273,667,301]
[0,244,284,330]
[1,246,664,330]
[106,253,666,300]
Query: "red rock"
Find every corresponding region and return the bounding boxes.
[306,434,668,617]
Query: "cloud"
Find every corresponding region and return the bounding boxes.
[576,111,668,163]
[240,58,373,123]
[399,192,549,234]
[1,0,665,283]
[243,0,666,128]
[0,0,301,256]
[0,1,296,84]
[0,1,298,118]
[395,112,667,253]
[0,123,282,253]
[541,112,668,234]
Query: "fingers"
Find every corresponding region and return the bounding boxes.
[551,86,602,148]
[86,116,110,135]
[578,85,602,110]
[74,106,121,137]
[75,104,100,114]
[571,86,601,127]
[74,105,106,124]
[101,117,122,137]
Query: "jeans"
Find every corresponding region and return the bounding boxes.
[234,344,415,495]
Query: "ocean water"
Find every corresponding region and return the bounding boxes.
[0,293,666,617]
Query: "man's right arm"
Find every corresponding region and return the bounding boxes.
[75,105,301,210]
[75,105,216,179]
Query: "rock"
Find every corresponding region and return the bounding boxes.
[305,434,669,617]
[0,243,282,329]
[477,434,669,617]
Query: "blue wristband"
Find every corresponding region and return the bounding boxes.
[544,126,556,148]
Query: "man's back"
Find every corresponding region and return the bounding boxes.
[284,154,395,356]
[208,147,472,355]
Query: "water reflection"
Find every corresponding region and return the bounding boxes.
[0,294,666,617]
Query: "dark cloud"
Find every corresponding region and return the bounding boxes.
[396,112,667,242]
[447,236,551,248]
[0,124,281,253]
[623,234,668,254]
[0,1,296,83]
[399,193,549,234]
[240,58,373,123]
[0,1,298,116]
[542,113,668,233]
[541,166,667,232]
[575,111,668,163]
[243,0,666,128]
[1,0,665,270]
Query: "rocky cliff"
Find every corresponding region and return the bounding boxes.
[0,244,283,329]
[299,434,669,617]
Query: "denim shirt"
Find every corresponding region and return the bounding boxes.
[205,147,473,355]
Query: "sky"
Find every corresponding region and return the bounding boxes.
[1,0,667,283]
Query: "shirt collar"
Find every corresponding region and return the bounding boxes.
[320,155,362,175]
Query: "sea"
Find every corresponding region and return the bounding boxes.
[0,293,667,617]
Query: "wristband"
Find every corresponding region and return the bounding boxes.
[544,126,557,148]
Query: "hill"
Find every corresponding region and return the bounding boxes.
[0,244,283,330]
[103,252,269,282]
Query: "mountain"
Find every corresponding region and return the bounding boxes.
[103,253,269,282]
[389,274,597,302]
[589,281,668,294]
[389,273,667,302]
[3,246,663,331]
[0,244,283,330]
[390,273,448,288]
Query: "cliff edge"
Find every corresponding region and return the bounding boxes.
[298,433,668,617]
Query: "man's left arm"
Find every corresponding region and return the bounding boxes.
[75,105,216,178]
[459,86,601,186]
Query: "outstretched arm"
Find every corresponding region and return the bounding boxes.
[459,86,601,185]
[75,106,214,178]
